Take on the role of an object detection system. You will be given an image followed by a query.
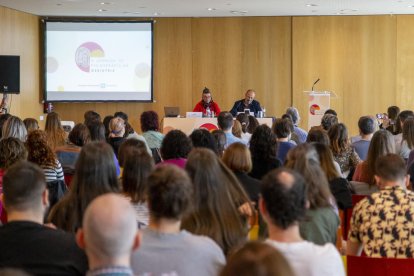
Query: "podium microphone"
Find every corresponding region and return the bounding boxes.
[312,78,320,92]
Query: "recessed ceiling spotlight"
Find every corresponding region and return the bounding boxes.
[100,2,111,5]
[306,3,318,7]
[207,8,216,11]
[154,12,160,15]
[123,11,141,14]
[97,9,107,12]
[230,10,248,14]
[340,9,358,12]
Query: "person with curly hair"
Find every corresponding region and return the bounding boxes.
[249,125,282,180]
[45,112,67,150]
[159,130,192,169]
[26,130,65,184]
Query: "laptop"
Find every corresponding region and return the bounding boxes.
[164,106,180,117]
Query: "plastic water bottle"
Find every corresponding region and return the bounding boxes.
[206,106,212,118]
[262,107,266,117]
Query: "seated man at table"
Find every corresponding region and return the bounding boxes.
[193,87,221,117]
[347,154,414,258]
[230,89,262,117]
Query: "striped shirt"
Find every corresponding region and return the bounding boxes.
[42,160,65,182]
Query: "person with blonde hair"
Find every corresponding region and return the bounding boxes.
[2,116,27,142]
[108,117,126,158]
[45,112,67,150]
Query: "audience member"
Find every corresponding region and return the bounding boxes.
[220,241,294,276]
[183,148,250,256]
[190,128,219,154]
[260,168,345,276]
[87,121,106,142]
[352,130,395,195]
[193,87,221,117]
[0,161,87,275]
[285,144,340,245]
[103,115,114,138]
[232,120,243,138]
[159,129,192,168]
[140,110,164,162]
[48,142,120,232]
[400,117,414,159]
[45,111,67,150]
[55,123,91,174]
[394,110,414,153]
[307,126,330,145]
[23,118,39,133]
[0,113,11,139]
[328,123,361,176]
[76,194,139,275]
[348,154,414,258]
[324,109,338,116]
[249,125,281,180]
[26,130,67,208]
[212,129,226,157]
[352,116,375,160]
[247,115,259,134]
[122,149,154,228]
[230,89,262,117]
[83,110,101,125]
[321,114,338,131]
[132,165,225,276]
[118,139,148,167]
[222,142,261,204]
[273,118,296,163]
[217,112,246,148]
[380,105,400,134]
[313,143,352,210]
[114,111,151,153]
[235,113,251,144]
[108,117,127,158]
[281,114,300,145]
[2,116,27,142]
[286,107,308,143]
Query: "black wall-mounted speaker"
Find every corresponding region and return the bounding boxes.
[0,55,20,94]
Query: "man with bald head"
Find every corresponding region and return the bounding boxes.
[260,168,345,276]
[76,194,140,276]
[230,89,262,117]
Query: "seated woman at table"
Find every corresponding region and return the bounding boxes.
[192,87,221,117]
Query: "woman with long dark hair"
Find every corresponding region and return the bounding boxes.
[45,112,67,150]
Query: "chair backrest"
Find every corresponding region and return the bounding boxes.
[342,194,367,240]
[349,181,378,195]
[347,256,414,276]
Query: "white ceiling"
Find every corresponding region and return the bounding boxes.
[0,0,414,17]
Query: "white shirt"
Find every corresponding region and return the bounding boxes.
[394,133,403,155]
[266,239,345,276]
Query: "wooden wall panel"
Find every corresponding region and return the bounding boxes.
[292,16,396,135]
[0,6,43,126]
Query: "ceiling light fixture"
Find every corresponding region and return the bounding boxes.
[97,9,107,12]
[230,10,248,14]
[306,4,318,7]
[207,8,216,11]
[100,2,111,5]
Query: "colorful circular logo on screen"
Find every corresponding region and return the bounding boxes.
[75,42,105,72]
[310,104,320,115]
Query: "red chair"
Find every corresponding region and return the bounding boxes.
[347,255,414,276]
[64,174,74,189]
[342,194,367,240]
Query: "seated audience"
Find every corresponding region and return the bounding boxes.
[400,118,414,160]
[307,126,330,145]
[193,87,221,117]
[26,130,66,208]
[328,123,361,176]
[230,89,262,117]
[285,144,340,245]
[313,143,352,209]
[190,128,219,154]
[108,116,127,157]
[222,142,261,204]
[118,139,148,167]
[48,142,120,233]
[0,113,12,139]
[394,110,414,153]
[232,120,243,138]
[348,154,414,258]
[249,125,282,180]
[55,123,91,174]
[273,118,296,164]
[83,110,101,126]
[220,241,294,276]
[212,129,226,157]
[122,149,154,228]
[260,168,345,276]
[140,110,164,162]
[132,165,225,276]
[76,194,139,275]
[286,107,308,143]
[324,109,338,116]
[321,114,338,132]
[352,116,375,160]
[217,112,246,148]
[45,112,67,150]
[103,115,114,138]
[114,111,150,154]
[380,105,399,134]
[353,130,395,194]
[23,118,39,133]
[159,129,192,169]
[86,121,106,142]
[236,113,251,144]
[2,116,27,142]
[183,148,250,256]
[247,115,259,134]
[0,161,87,275]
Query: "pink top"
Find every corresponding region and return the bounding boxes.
[158,158,187,169]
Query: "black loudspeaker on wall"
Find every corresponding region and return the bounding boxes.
[0,55,20,94]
